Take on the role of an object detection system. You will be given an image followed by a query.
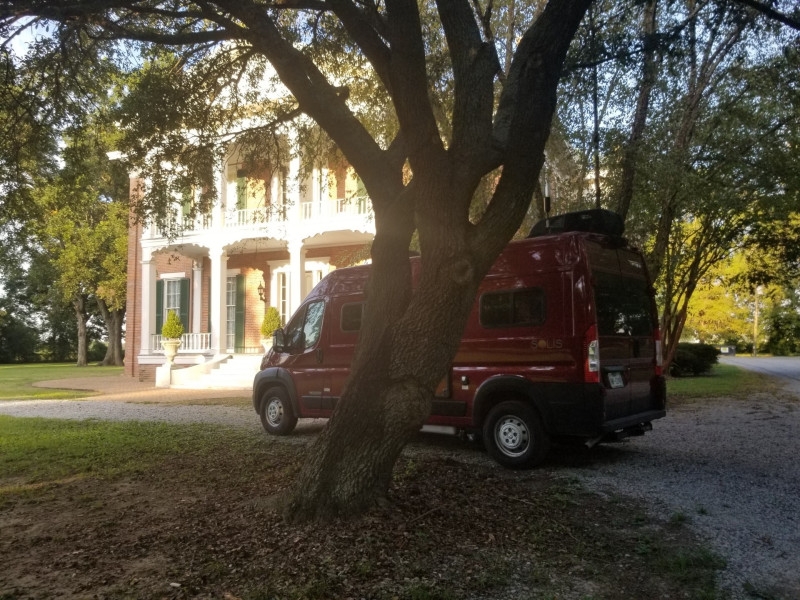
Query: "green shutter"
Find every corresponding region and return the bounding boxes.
[235,274,245,352]
[181,188,192,216]
[180,278,190,331]
[236,169,247,210]
[156,280,164,334]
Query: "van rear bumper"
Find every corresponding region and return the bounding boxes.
[600,409,666,433]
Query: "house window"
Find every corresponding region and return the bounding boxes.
[156,277,189,335]
[305,269,323,296]
[165,280,182,317]
[278,272,289,325]
[234,164,272,211]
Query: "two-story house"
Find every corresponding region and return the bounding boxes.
[124,141,374,384]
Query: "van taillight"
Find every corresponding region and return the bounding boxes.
[654,327,663,376]
[584,324,599,383]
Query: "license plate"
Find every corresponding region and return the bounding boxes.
[607,371,625,389]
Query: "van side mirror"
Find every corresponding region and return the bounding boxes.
[272,328,286,353]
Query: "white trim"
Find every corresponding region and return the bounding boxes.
[226,269,241,276]
[160,272,186,279]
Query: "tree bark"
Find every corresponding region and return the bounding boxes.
[97,298,125,366]
[73,295,88,367]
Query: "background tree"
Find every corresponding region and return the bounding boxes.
[1,27,130,366]
[33,153,129,366]
[559,0,799,365]
[0,264,40,363]
[682,253,755,346]
[765,288,800,355]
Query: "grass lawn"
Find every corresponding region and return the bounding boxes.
[667,362,778,402]
[0,363,123,401]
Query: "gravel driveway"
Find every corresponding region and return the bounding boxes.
[2,375,799,599]
[551,391,800,599]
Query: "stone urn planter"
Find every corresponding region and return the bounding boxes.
[161,339,182,364]
[160,310,184,365]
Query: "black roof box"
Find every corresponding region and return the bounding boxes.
[528,209,625,238]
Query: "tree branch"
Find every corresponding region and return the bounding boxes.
[436,0,500,187]
[732,0,800,31]
[478,0,592,260]
[384,0,444,172]
[327,0,393,92]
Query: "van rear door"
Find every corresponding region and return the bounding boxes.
[591,250,658,422]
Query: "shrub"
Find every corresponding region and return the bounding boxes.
[261,306,282,338]
[670,343,719,377]
[161,310,184,339]
[88,340,108,362]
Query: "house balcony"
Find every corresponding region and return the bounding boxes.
[142,196,374,246]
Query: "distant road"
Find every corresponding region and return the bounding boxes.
[720,356,800,396]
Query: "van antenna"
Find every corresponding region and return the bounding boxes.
[543,179,552,232]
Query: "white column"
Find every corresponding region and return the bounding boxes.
[214,160,227,228]
[210,248,228,355]
[192,260,203,333]
[288,239,306,315]
[140,253,156,354]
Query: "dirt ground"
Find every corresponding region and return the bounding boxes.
[1,426,720,600]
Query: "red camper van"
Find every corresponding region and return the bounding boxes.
[253,210,666,468]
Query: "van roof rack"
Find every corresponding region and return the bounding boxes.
[528,209,625,238]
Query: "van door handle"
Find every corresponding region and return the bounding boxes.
[316,348,323,364]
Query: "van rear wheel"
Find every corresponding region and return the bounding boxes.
[483,401,550,468]
[259,387,298,435]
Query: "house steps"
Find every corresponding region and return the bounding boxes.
[171,354,262,390]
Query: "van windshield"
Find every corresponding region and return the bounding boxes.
[593,271,653,337]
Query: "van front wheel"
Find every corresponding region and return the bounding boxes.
[259,387,298,435]
[483,401,550,468]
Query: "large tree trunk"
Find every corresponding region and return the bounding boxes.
[284,192,486,522]
[97,298,125,366]
[73,295,88,367]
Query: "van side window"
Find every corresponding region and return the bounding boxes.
[341,302,364,332]
[480,288,546,328]
[593,272,653,336]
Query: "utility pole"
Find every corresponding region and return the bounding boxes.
[752,286,761,357]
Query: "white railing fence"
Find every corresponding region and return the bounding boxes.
[152,333,211,353]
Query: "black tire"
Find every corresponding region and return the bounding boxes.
[259,386,298,435]
[483,401,550,468]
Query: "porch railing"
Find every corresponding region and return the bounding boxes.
[301,196,371,220]
[152,333,211,353]
[146,197,373,241]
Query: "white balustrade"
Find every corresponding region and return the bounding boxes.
[152,333,211,353]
